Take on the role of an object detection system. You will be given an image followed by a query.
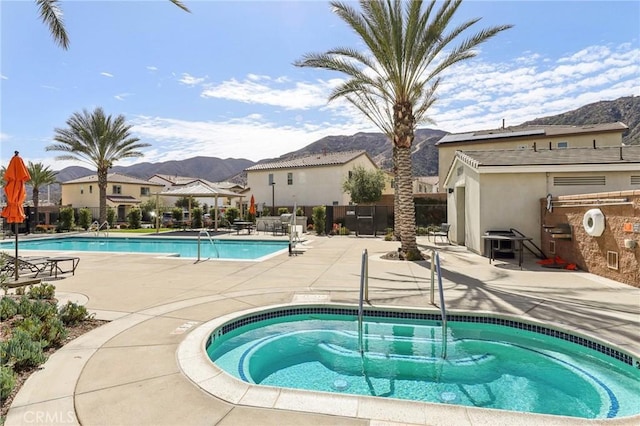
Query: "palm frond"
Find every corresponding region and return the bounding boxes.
[169,0,191,13]
[36,0,69,49]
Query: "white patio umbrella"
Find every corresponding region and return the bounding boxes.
[159,182,243,231]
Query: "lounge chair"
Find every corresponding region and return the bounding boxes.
[428,223,451,244]
[1,253,54,277]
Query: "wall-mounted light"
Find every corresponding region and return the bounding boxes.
[447,188,454,194]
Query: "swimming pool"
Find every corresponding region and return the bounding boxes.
[202,305,640,420]
[0,236,289,260]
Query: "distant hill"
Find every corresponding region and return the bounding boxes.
[523,95,639,145]
[41,95,638,203]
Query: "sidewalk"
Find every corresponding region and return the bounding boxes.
[5,235,640,426]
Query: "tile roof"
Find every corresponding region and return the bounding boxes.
[456,145,640,168]
[437,122,628,145]
[63,173,164,186]
[245,150,371,171]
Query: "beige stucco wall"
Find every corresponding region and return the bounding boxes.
[246,155,379,208]
[438,130,623,192]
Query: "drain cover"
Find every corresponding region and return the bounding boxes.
[333,378,349,391]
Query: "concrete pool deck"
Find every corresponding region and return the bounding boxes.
[4,232,640,426]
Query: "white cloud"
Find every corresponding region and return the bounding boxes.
[146,66,158,71]
[200,76,336,110]
[41,85,60,91]
[178,73,207,86]
[114,93,133,101]
[0,74,7,80]
[129,113,374,163]
[100,72,114,78]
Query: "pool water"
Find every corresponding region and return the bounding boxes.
[0,236,288,260]
[207,313,640,419]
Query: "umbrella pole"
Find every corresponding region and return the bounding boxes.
[14,223,19,281]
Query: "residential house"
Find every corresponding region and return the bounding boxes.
[436,122,628,190]
[442,145,640,254]
[245,150,381,210]
[61,173,164,221]
[413,176,439,194]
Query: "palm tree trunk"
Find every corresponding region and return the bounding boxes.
[393,101,419,258]
[396,146,418,255]
[98,168,108,223]
[32,187,40,228]
[393,145,400,241]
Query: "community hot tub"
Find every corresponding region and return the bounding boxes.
[178,304,640,423]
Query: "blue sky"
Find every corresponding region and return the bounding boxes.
[1,0,638,171]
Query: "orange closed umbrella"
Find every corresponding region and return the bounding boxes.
[2,151,31,280]
[249,195,256,216]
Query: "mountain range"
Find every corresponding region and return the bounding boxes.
[44,95,639,202]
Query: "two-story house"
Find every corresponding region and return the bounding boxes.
[245,150,381,210]
[61,173,164,221]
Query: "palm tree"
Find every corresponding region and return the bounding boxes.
[296,0,511,258]
[36,0,190,49]
[27,162,58,228]
[46,107,150,223]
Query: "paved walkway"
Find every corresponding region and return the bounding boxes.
[4,233,640,426]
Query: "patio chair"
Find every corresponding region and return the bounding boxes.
[428,223,451,244]
[0,253,54,277]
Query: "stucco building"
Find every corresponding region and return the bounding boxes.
[245,150,381,209]
[61,173,164,221]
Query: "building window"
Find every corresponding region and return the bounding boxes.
[607,251,618,270]
[80,186,84,195]
[631,176,640,185]
[287,172,293,185]
[89,185,93,194]
[112,185,122,195]
[268,173,274,185]
[140,187,150,196]
[557,141,568,149]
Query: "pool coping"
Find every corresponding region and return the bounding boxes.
[177,301,640,425]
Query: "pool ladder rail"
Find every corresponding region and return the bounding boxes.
[88,220,110,237]
[358,248,448,359]
[197,230,219,261]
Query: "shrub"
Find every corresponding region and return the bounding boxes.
[127,207,142,229]
[58,207,75,231]
[339,226,351,236]
[191,207,203,229]
[0,365,16,401]
[0,296,18,320]
[107,207,116,227]
[26,283,56,300]
[16,316,67,349]
[78,208,92,230]
[312,206,326,235]
[171,207,183,223]
[18,297,57,320]
[0,329,47,371]
[225,207,239,223]
[278,207,289,215]
[296,207,304,216]
[59,301,93,326]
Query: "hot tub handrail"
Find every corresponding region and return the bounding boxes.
[434,251,447,359]
[358,248,368,354]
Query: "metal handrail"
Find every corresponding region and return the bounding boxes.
[358,248,368,354]
[197,230,218,261]
[89,220,110,237]
[434,251,447,359]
